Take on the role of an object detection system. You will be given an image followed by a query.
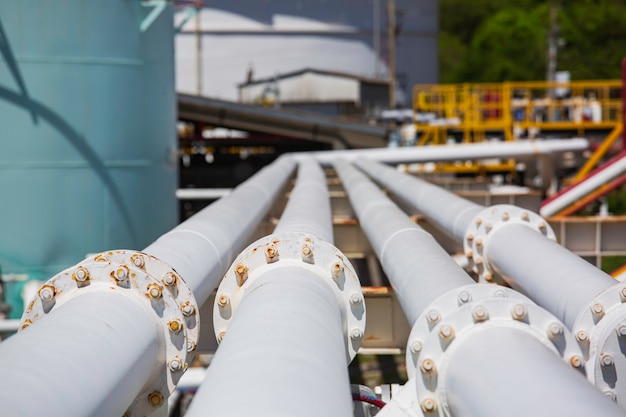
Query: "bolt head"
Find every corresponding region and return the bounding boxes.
[439,324,454,340]
[332,262,344,277]
[217,294,230,308]
[147,283,163,299]
[427,309,441,324]
[420,358,435,374]
[114,266,129,281]
[485,223,493,232]
[235,264,249,286]
[511,304,526,320]
[576,330,589,342]
[409,339,423,354]
[621,287,626,301]
[601,353,614,367]
[187,340,197,352]
[570,355,583,368]
[592,303,605,316]
[521,211,530,221]
[458,290,471,304]
[131,254,145,268]
[181,302,195,317]
[168,356,183,372]
[349,292,362,305]
[548,322,563,338]
[617,325,626,337]
[301,245,312,256]
[350,328,363,340]
[168,319,184,334]
[473,305,488,321]
[483,272,493,281]
[163,272,177,287]
[421,398,436,413]
[476,217,483,226]
[476,238,483,247]
[148,392,164,407]
[501,212,510,221]
[466,233,474,242]
[74,267,89,282]
[39,286,55,302]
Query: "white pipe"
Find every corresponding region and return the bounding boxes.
[0,291,161,417]
[290,138,588,166]
[334,159,473,324]
[184,267,353,417]
[275,157,333,243]
[0,319,20,333]
[144,156,296,305]
[445,326,624,417]
[540,155,626,216]
[176,188,232,200]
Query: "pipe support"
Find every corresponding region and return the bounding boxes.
[214,231,366,360]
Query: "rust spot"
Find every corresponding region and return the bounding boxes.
[148,391,164,407]
[235,264,249,286]
[94,254,108,262]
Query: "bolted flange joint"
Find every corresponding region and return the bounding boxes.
[463,204,556,284]
[405,284,582,417]
[19,250,200,417]
[572,283,626,407]
[213,232,366,360]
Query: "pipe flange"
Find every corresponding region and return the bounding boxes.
[214,232,365,360]
[20,250,199,417]
[463,204,556,284]
[411,297,583,417]
[573,283,626,405]
[405,284,531,379]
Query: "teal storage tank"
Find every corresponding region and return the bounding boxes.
[0,0,177,315]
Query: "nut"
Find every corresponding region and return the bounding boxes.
[521,211,530,221]
[350,328,363,341]
[187,340,197,352]
[501,212,510,221]
[148,391,164,407]
[168,356,183,372]
[472,305,488,322]
[591,303,605,317]
[547,322,563,338]
[349,292,362,305]
[217,331,226,342]
[114,266,129,281]
[235,264,249,286]
[409,339,423,354]
[168,319,184,334]
[163,272,177,287]
[39,286,55,302]
[147,283,163,299]
[427,309,441,324]
[600,353,614,367]
[331,262,344,279]
[511,304,527,320]
[420,358,435,374]
[439,324,454,340]
[457,290,471,304]
[570,355,583,368]
[181,302,195,317]
[421,398,436,413]
[617,325,626,337]
[217,294,230,308]
[73,266,90,282]
[265,245,279,263]
[131,254,145,268]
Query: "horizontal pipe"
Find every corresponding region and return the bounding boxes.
[445,326,624,417]
[292,138,588,166]
[184,268,352,417]
[334,159,473,324]
[355,158,617,329]
[144,156,296,305]
[176,188,232,200]
[0,291,161,417]
[487,223,615,329]
[275,157,334,243]
[354,158,483,242]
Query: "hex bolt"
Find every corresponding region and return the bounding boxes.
[501,212,510,221]
[570,355,583,368]
[332,262,344,280]
[521,211,530,221]
[476,238,483,248]
[427,309,441,324]
[235,264,249,286]
[547,322,563,338]
[217,331,226,342]
[621,287,626,302]
[457,290,471,304]
[474,256,484,265]
[483,272,493,281]
[538,222,547,231]
[575,330,589,343]
[475,217,483,227]
[604,391,617,402]
[420,358,436,374]
[601,353,614,367]
[265,245,279,263]
[168,319,184,334]
[131,254,145,268]
[39,286,55,302]
[181,302,195,317]
[511,304,527,320]
[421,398,436,413]
[114,266,129,281]
[466,250,473,259]
[473,305,488,322]
[163,272,177,287]
[485,223,493,233]
[591,303,605,317]
[439,324,455,340]
[147,283,163,299]
[409,339,423,354]
[74,266,90,282]
[148,392,164,407]
[349,292,362,305]
[617,325,626,337]
[217,294,230,309]
[350,328,363,341]
[466,233,474,242]
[168,356,183,372]
[187,340,197,352]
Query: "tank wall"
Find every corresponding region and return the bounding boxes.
[0,0,177,288]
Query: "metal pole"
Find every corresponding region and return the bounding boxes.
[336,160,621,417]
[144,156,296,306]
[0,291,161,417]
[334,159,473,324]
[289,138,589,166]
[275,157,333,243]
[185,268,353,417]
[445,326,624,417]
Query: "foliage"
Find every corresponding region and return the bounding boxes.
[440,0,626,83]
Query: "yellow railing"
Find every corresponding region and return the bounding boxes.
[413,80,622,145]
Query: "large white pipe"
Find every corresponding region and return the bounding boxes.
[144,156,296,305]
[445,326,624,417]
[290,138,588,166]
[275,157,333,243]
[184,268,353,417]
[540,153,626,216]
[334,159,473,324]
[0,291,161,417]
